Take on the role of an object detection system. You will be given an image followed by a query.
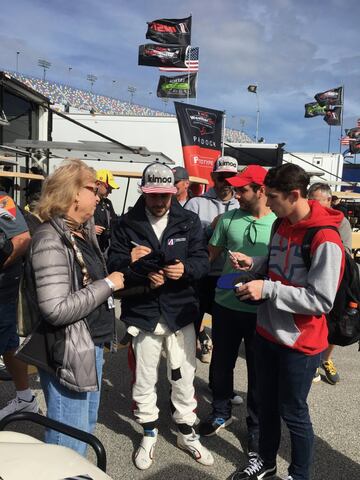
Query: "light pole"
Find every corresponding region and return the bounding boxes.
[161,97,169,112]
[16,51,20,73]
[87,74,97,93]
[38,59,51,81]
[247,84,260,142]
[240,118,246,133]
[128,85,136,104]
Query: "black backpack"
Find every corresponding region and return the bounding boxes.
[272,219,360,347]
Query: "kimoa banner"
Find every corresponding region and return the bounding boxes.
[174,102,224,184]
[157,73,197,98]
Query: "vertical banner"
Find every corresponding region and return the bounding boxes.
[174,102,224,185]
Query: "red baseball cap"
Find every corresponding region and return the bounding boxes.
[226,165,268,187]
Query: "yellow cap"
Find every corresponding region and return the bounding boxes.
[96,169,119,189]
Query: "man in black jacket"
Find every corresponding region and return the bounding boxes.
[108,162,213,471]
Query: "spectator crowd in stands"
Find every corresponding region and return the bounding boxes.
[8,71,252,144]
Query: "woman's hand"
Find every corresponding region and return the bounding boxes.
[107,272,124,291]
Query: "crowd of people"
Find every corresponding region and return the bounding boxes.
[0,157,351,480]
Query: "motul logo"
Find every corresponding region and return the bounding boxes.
[147,174,172,183]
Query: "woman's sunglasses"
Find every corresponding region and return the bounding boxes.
[83,185,100,196]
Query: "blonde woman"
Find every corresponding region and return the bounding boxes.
[17,159,124,455]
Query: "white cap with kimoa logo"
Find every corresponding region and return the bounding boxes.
[213,156,238,173]
[141,162,178,194]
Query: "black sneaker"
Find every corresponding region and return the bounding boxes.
[198,416,232,436]
[230,456,276,480]
[322,359,340,385]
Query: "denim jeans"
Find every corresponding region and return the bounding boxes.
[39,344,104,456]
[210,303,259,438]
[255,334,321,480]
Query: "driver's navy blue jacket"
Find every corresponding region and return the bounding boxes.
[108,196,209,332]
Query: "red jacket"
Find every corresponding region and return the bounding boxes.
[256,200,345,354]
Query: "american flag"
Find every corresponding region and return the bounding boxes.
[341,136,350,145]
[159,46,199,73]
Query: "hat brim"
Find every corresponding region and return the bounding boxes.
[227,176,264,187]
[213,168,238,174]
[226,176,252,187]
[108,181,119,189]
[141,186,178,194]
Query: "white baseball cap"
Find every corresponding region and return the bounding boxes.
[213,156,238,174]
[141,162,178,194]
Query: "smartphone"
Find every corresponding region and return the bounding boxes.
[164,258,179,266]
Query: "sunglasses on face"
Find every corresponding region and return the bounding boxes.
[83,185,100,196]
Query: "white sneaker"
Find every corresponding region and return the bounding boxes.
[177,428,214,466]
[0,395,39,420]
[134,428,158,470]
[231,393,243,405]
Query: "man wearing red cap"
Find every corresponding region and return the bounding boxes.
[199,165,276,458]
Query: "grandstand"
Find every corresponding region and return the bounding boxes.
[7,71,253,144]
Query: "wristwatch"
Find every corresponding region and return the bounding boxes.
[104,277,116,292]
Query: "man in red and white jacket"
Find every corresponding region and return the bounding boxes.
[228,164,345,480]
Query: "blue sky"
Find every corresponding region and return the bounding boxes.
[1,0,359,153]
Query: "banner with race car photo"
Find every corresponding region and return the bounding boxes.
[174,102,224,186]
[314,86,343,107]
[146,16,191,45]
[138,44,188,68]
[157,73,197,98]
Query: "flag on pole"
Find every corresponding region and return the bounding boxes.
[315,86,343,107]
[323,107,342,126]
[304,102,327,118]
[247,85,257,93]
[157,73,197,98]
[340,136,350,146]
[350,139,360,155]
[159,46,199,72]
[138,44,187,68]
[174,101,224,185]
[146,16,191,45]
[347,126,360,140]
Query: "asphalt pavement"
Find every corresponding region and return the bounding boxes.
[1,323,359,480]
